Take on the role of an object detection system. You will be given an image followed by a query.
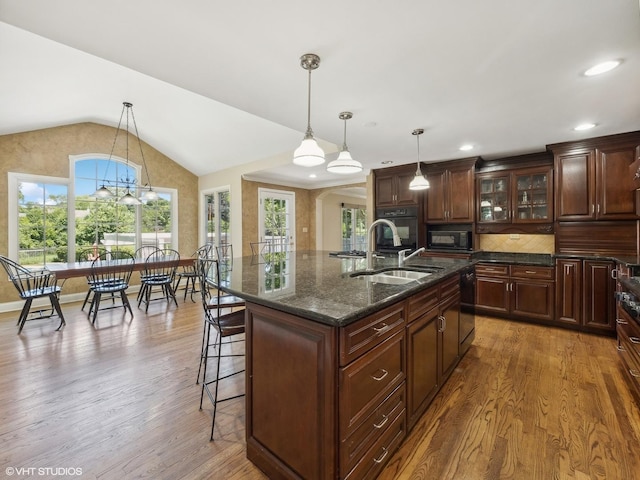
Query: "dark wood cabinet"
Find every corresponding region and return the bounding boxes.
[375,165,418,207]
[554,258,615,333]
[475,263,555,322]
[476,164,553,234]
[425,158,476,223]
[551,133,640,221]
[405,276,460,430]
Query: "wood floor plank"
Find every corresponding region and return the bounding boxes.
[1,303,639,479]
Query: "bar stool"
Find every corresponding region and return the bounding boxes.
[197,258,245,440]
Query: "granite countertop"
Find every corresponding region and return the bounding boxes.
[220,250,471,327]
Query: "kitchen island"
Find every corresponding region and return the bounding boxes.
[220,250,473,480]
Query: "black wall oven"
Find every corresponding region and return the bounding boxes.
[375,207,418,253]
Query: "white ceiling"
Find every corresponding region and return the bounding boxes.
[1,1,639,189]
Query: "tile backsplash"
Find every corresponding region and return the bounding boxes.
[477,234,555,254]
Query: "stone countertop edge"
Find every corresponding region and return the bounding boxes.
[220,251,469,328]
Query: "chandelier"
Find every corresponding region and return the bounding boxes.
[93,101,157,205]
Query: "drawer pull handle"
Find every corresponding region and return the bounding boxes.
[373,414,389,429]
[373,447,389,464]
[372,323,389,335]
[371,369,389,381]
[630,337,640,344]
[525,270,536,274]
[616,318,628,325]
[617,345,626,352]
[630,369,640,378]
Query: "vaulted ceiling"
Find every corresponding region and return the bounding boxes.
[1,1,639,188]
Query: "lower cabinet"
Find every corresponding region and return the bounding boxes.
[406,276,460,430]
[475,263,555,322]
[245,274,465,480]
[555,258,615,333]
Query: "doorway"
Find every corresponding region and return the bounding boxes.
[258,188,295,252]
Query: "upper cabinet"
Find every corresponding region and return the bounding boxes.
[424,158,477,224]
[374,164,419,207]
[550,132,640,221]
[475,153,554,234]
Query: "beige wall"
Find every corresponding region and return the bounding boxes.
[0,122,198,305]
[315,192,366,251]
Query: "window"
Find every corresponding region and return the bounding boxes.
[8,155,178,265]
[258,188,295,252]
[204,189,231,247]
[73,155,177,259]
[341,204,366,251]
[8,174,69,266]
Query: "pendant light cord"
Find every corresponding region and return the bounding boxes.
[305,68,313,136]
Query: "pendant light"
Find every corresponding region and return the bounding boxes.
[327,112,363,174]
[293,53,325,167]
[409,128,430,190]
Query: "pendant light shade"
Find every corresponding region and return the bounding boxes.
[293,54,325,167]
[327,112,363,174]
[409,128,430,191]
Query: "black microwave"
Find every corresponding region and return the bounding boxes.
[427,230,472,251]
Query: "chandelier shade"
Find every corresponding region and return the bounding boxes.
[327,111,363,174]
[408,128,430,191]
[293,53,325,167]
[92,101,157,204]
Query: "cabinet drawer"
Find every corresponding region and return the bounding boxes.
[406,285,438,323]
[340,384,405,477]
[510,265,554,280]
[439,275,459,299]
[343,405,406,480]
[340,302,405,366]
[476,263,509,277]
[617,324,640,391]
[340,330,405,439]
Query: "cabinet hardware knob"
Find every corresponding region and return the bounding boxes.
[630,369,640,378]
[617,345,626,352]
[630,336,640,344]
[373,414,389,429]
[616,318,629,325]
[372,323,389,335]
[611,269,618,279]
[371,369,389,381]
[373,447,389,464]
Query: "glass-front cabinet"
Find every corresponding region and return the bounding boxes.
[478,174,510,223]
[514,170,551,223]
[476,165,553,233]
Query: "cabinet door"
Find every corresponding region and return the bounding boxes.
[425,169,446,222]
[406,306,439,428]
[555,151,596,220]
[477,174,510,223]
[555,259,582,325]
[396,171,418,206]
[511,278,555,322]
[513,168,552,223]
[439,293,460,383]
[582,260,615,331]
[448,167,475,223]
[375,174,396,207]
[475,275,509,314]
[596,144,639,220]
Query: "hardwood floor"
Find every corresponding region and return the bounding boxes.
[0,300,638,479]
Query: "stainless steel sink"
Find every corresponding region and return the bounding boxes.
[354,273,416,284]
[380,270,432,279]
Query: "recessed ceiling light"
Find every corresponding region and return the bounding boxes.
[309,173,317,178]
[574,123,596,131]
[381,160,393,165]
[459,144,474,151]
[584,60,620,76]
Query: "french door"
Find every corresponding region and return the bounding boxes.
[258,188,295,252]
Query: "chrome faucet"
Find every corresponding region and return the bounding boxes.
[366,219,401,270]
[398,247,426,267]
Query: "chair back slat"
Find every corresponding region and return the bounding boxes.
[0,255,58,298]
[143,249,180,280]
[90,250,135,288]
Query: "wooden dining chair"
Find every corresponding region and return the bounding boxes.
[77,245,108,311]
[88,250,135,324]
[174,244,212,302]
[0,255,66,334]
[137,249,180,312]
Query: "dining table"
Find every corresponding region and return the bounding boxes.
[47,257,196,280]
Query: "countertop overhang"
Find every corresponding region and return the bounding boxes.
[218,250,470,327]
